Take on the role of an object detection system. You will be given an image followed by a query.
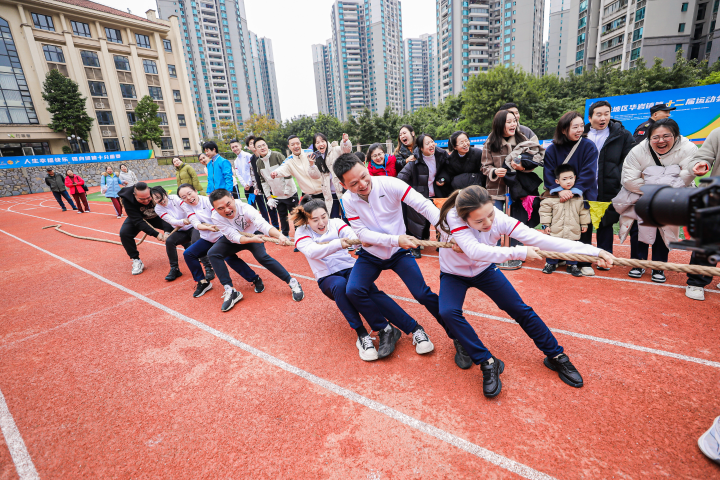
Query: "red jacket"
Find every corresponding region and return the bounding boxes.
[367,155,398,177]
[64,174,86,195]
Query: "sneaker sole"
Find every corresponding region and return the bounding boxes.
[356,338,379,361]
[498,265,521,270]
[581,270,595,277]
[292,291,304,302]
[132,268,144,275]
[415,340,434,355]
[193,283,213,298]
[254,279,265,293]
[483,359,505,398]
[378,327,402,359]
[628,272,644,278]
[651,277,666,283]
[686,292,705,301]
[543,357,583,388]
[221,292,243,312]
[165,272,183,282]
[697,417,720,463]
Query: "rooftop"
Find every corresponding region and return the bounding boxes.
[49,0,158,24]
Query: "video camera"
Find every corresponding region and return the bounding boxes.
[635,175,720,263]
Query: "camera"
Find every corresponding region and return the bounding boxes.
[635,176,720,264]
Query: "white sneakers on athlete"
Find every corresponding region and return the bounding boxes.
[580,267,595,276]
[356,334,379,361]
[289,278,304,302]
[131,259,144,275]
[221,285,243,312]
[686,285,705,301]
[412,326,434,354]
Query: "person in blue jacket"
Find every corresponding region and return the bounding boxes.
[203,141,234,194]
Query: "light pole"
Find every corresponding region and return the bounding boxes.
[121,136,127,151]
[66,134,78,153]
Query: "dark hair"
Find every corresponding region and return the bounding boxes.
[588,100,612,117]
[437,186,493,234]
[498,102,518,111]
[332,153,364,183]
[415,133,435,155]
[486,110,526,153]
[254,136,267,147]
[354,151,366,163]
[134,181,149,192]
[287,135,299,145]
[554,163,577,178]
[394,124,415,156]
[203,141,218,153]
[177,183,196,195]
[553,111,584,146]
[245,135,256,147]
[229,138,241,146]
[209,188,233,206]
[105,165,113,171]
[312,133,330,174]
[65,169,73,175]
[448,130,469,151]
[647,118,680,139]
[150,186,168,201]
[119,163,128,170]
[366,143,384,161]
[291,195,328,227]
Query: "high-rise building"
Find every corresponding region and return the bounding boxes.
[156,0,280,139]
[405,34,438,111]
[366,0,406,116]
[566,0,718,75]
[546,0,572,76]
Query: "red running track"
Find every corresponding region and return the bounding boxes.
[0,192,719,479]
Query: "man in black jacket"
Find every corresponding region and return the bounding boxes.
[245,135,279,230]
[632,103,675,143]
[119,182,173,275]
[585,101,635,269]
[45,167,77,211]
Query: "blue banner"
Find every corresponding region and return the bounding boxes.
[435,136,488,149]
[585,84,720,143]
[0,150,154,170]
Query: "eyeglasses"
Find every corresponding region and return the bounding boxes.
[650,134,674,143]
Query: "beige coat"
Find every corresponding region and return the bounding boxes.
[482,136,518,199]
[273,152,323,197]
[539,195,591,241]
[691,126,719,177]
[308,141,351,212]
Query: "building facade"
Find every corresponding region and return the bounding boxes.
[312,41,341,117]
[566,0,719,75]
[0,0,199,157]
[156,0,280,139]
[546,0,572,76]
[405,34,438,111]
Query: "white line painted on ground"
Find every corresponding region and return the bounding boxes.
[0,386,39,480]
[0,229,557,480]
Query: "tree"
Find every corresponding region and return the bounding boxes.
[41,69,94,143]
[211,118,243,153]
[699,71,720,85]
[240,114,280,139]
[131,95,163,150]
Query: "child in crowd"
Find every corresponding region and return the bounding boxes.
[539,164,592,277]
[366,143,398,177]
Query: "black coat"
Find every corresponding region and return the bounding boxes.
[632,118,654,143]
[437,146,485,192]
[394,143,414,172]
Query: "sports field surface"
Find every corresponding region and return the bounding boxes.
[0,186,718,479]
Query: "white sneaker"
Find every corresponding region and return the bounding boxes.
[356,334,378,361]
[131,259,144,275]
[580,267,595,276]
[698,416,720,463]
[412,326,435,354]
[289,277,304,302]
[686,285,705,301]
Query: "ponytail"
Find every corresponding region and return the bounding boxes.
[437,186,492,234]
[290,195,328,227]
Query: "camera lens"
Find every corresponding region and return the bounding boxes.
[635,184,693,227]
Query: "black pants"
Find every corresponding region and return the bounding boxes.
[634,230,669,263]
[687,252,715,287]
[596,224,614,253]
[276,195,299,236]
[246,188,279,229]
[120,216,172,260]
[165,228,200,268]
[331,193,343,219]
[577,222,594,268]
[208,236,291,287]
[52,191,77,210]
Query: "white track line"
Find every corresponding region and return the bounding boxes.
[0,229,556,480]
[0,387,39,480]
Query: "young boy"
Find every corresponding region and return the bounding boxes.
[333,153,461,364]
[540,164,592,277]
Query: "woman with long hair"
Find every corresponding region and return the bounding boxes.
[309,132,352,218]
[393,124,416,171]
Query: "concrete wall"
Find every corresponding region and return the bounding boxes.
[0,158,177,197]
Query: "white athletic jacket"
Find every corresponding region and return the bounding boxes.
[211,199,273,244]
[295,219,357,280]
[343,176,440,260]
[155,194,192,231]
[181,195,223,242]
[440,207,601,278]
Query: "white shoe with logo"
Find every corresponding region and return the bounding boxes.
[131,259,144,275]
[685,285,705,301]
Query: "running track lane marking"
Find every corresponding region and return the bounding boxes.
[0,387,39,480]
[0,229,557,480]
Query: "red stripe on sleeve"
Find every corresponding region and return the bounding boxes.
[180,201,184,205]
[450,226,468,233]
[401,186,412,202]
[509,221,521,235]
[338,224,348,233]
[294,236,311,247]
[160,213,167,218]
[346,216,360,221]
[187,213,195,218]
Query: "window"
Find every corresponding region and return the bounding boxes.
[160,137,173,150]
[120,84,136,99]
[635,7,645,22]
[88,81,107,97]
[178,114,186,126]
[698,2,708,21]
[632,27,643,41]
[105,28,122,44]
[679,23,686,33]
[71,21,91,38]
[576,49,584,61]
[32,13,54,32]
[132,139,146,150]
[676,43,684,52]
[149,86,163,100]
[143,59,158,74]
[681,3,689,12]
[42,45,65,63]
[127,112,137,125]
[114,55,130,71]
[157,112,168,125]
[168,64,177,77]
[163,39,172,52]
[173,89,182,102]
[183,138,191,150]
[631,47,641,60]
[81,51,99,67]
[707,41,713,53]
[103,138,120,152]
[96,111,114,125]
[135,34,151,49]
[0,18,39,124]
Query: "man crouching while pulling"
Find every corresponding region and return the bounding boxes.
[208,188,305,309]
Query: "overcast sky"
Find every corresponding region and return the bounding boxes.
[95,0,549,120]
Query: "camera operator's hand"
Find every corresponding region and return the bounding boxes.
[597,251,616,270]
[693,162,710,176]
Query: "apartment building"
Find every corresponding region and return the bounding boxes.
[0,0,199,157]
[366,0,406,116]
[566,0,719,75]
[312,41,341,117]
[405,34,438,111]
[546,0,572,76]
[156,0,280,139]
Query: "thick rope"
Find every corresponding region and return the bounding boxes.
[43,223,178,246]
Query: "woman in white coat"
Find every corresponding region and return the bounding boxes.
[309,132,352,218]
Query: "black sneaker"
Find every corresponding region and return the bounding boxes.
[596,265,610,271]
[252,276,265,293]
[205,267,215,282]
[651,270,666,283]
[289,278,304,301]
[411,248,421,259]
[193,280,213,298]
[628,268,645,278]
[544,353,583,388]
[377,325,402,358]
[165,267,182,281]
[453,339,472,370]
[542,263,557,274]
[221,287,243,312]
[480,356,505,398]
[567,265,583,277]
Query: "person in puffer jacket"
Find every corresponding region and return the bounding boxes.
[366,143,398,177]
[540,164,591,277]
